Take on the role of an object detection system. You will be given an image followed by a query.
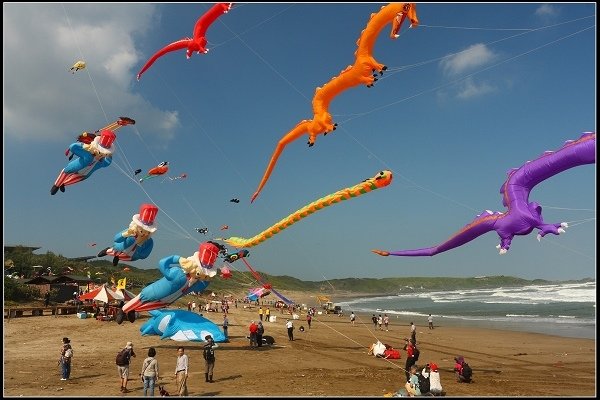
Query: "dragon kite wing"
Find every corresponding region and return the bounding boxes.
[226,170,392,248]
[250,3,417,203]
[373,132,596,258]
[136,3,233,81]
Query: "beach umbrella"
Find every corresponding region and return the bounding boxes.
[115,288,136,301]
[79,284,124,303]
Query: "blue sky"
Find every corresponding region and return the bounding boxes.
[4,3,596,282]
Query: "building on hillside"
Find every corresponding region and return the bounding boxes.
[25,274,98,303]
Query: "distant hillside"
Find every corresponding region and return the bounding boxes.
[4,245,593,294]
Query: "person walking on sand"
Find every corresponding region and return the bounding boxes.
[350,312,356,325]
[371,314,378,328]
[141,347,159,397]
[222,314,229,340]
[265,307,271,322]
[174,346,188,396]
[306,313,312,329]
[410,322,417,344]
[59,337,73,380]
[116,341,136,393]
[428,314,434,330]
[286,319,294,341]
[258,306,263,321]
[383,314,390,331]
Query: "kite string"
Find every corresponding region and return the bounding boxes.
[562,218,596,227]
[62,4,140,178]
[208,4,296,49]
[541,206,596,212]
[330,25,595,217]
[61,3,110,125]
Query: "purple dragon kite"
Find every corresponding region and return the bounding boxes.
[372,132,596,257]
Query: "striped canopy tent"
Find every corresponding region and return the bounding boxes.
[115,288,136,301]
[79,284,124,303]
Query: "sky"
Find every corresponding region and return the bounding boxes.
[3,3,596,283]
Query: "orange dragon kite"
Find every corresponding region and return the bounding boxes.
[250,3,418,203]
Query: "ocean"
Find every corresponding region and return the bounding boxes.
[337,281,596,339]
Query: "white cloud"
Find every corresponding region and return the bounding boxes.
[455,77,495,99]
[535,4,559,18]
[440,43,497,76]
[3,3,179,144]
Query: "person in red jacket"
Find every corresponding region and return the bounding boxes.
[248,321,258,348]
[403,338,417,381]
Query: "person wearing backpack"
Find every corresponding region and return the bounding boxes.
[116,342,136,393]
[202,335,219,383]
[417,364,431,395]
[59,337,73,380]
[454,355,472,383]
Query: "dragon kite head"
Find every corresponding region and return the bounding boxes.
[390,3,419,39]
[370,170,393,188]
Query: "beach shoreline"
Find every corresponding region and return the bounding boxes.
[325,286,596,340]
[4,290,596,397]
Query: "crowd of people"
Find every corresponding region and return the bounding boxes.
[108,338,218,396]
[58,301,470,396]
[362,316,472,397]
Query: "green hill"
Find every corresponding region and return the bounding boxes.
[4,245,593,299]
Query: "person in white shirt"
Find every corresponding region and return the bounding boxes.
[286,319,294,340]
[174,347,188,396]
[428,362,444,396]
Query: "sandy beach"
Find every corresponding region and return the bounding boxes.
[3,291,596,397]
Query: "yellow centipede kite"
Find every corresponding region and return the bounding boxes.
[251,3,418,203]
[220,170,392,248]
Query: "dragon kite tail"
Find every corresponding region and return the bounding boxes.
[251,120,313,203]
[227,170,392,248]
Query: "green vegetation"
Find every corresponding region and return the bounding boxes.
[4,245,593,304]
[4,278,41,303]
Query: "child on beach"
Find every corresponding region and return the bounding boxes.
[404,365,421,396]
